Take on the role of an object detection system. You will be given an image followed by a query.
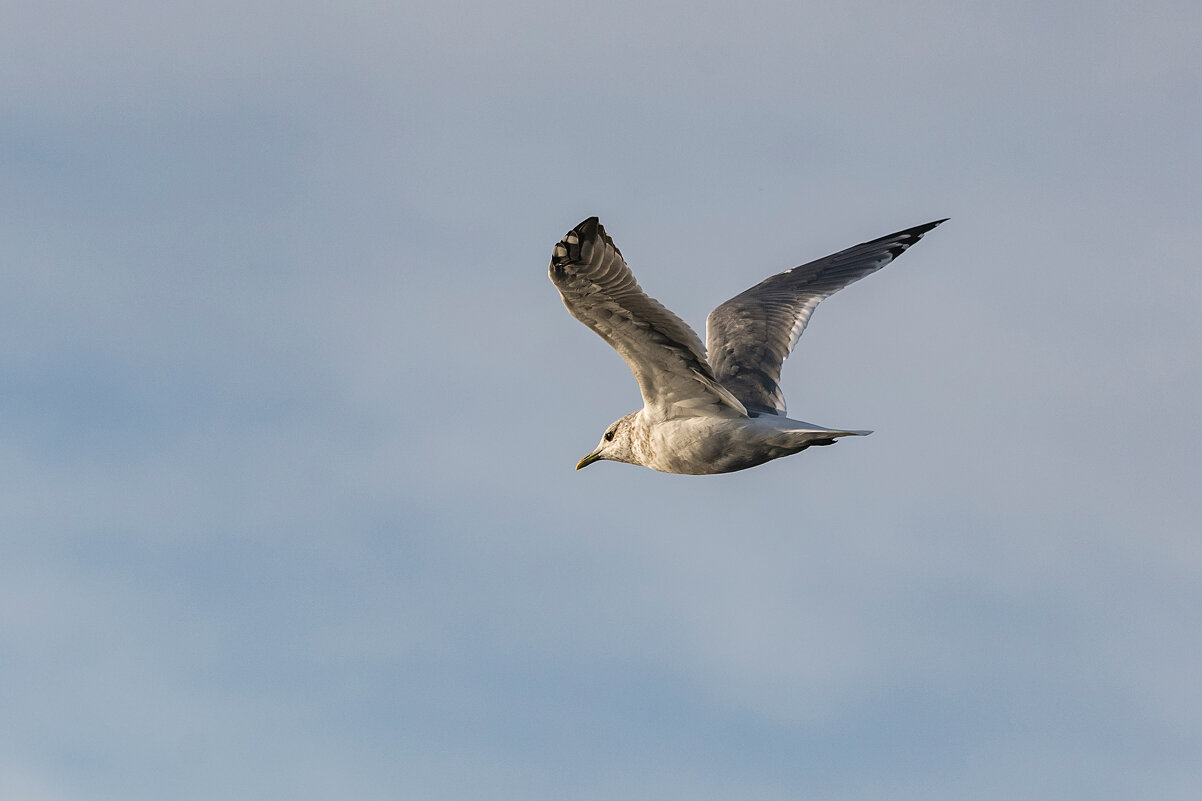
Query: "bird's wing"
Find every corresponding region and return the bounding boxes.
[550,217,747,420]
[706,219,946,416]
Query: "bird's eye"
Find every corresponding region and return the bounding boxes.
[604,430,615,441]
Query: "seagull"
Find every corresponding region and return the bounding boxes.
[549,216,945,474]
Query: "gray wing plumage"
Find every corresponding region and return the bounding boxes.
[706,219,947,416]
[550,217,747,419]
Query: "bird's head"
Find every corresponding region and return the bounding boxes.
[575,412,641,470]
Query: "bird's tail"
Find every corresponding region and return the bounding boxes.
[784,426,871,448]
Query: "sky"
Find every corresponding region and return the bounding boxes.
[2,1,1200,799]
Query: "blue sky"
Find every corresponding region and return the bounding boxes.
[3,1,1200,799]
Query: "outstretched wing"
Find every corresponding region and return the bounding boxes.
[706,219,946,416]
[550,217,746,420]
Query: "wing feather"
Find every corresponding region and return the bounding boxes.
[706,219,947,415]
[550,217,746,419]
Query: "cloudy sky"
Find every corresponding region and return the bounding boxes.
[3,1,1200,799]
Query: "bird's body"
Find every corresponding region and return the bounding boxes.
[549,216,944,474]
[587,409,865,475]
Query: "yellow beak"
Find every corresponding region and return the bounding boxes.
[575,449,603,470]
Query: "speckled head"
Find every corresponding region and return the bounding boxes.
[575,411,644,470]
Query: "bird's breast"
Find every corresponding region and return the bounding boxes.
[644,417,782,475]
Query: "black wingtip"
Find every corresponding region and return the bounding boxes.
[877,218,948,258]
[574,216,600,238]
[551,217,607,272]
[560,216,622,262]
[911,218,949,235]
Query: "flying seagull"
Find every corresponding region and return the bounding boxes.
[549,216,945,474]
